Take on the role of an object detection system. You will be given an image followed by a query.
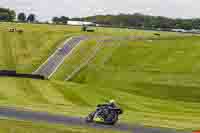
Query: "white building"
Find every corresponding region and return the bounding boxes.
[172,29,200,33]
[189,29,200,33]
[67,21,94,26]
[171,29,186,33]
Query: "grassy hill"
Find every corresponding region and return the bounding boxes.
[0,23,199,131]
[52,34,200,129]
[71,36,200,96]
[0,77,199,130]
[53,36,200,102]
[53,29,191,80]
[0,22,189,73]
[0,22,82,73]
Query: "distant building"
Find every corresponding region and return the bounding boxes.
[172,29,200,34]
[171,29,186,33]
[67,21,95,26]
[188,29,200,33]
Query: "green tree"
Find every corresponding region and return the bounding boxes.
[52,16,69,24]
[60,16,69,24]
[17,13,26,22]
[27,14,36,23]
[0,8,16,21]
[8,10,16,21]
[52,17,60,24]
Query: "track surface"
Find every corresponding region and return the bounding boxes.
[0,106,190,133]
[33,36,87,79]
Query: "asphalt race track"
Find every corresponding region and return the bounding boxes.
[0,106,190,133]
[33,36,88,79]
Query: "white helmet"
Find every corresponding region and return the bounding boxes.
[109,99,115,104]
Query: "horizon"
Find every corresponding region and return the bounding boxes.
[1,0,200,21]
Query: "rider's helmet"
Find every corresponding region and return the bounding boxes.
[109,99,116,104]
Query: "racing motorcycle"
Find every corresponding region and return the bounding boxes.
[85,104,123,125]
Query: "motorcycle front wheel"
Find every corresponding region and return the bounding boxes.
[85,112,95,123]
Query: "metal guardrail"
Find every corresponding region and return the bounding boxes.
[0,70,45,80]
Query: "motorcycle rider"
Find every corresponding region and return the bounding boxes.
[86,99,123,124]
[92,100,123,116]
[97,100,123,114]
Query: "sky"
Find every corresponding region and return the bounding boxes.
[0,0,199,21]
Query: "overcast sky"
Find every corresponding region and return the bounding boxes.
[1,0,199,21]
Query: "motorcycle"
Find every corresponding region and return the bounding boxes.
[85,105,123,125]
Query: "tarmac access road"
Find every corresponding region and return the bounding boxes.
[33,36,88,79]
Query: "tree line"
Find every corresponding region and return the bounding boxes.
[1,7,200,30]
[17,13,36,23]
[51,13,200,30]
[79,13,200,30]
[0,7,36,23]
[52,16,69,24]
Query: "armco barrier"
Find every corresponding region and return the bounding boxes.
[0,70,45,80]
[0,70,16,75]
